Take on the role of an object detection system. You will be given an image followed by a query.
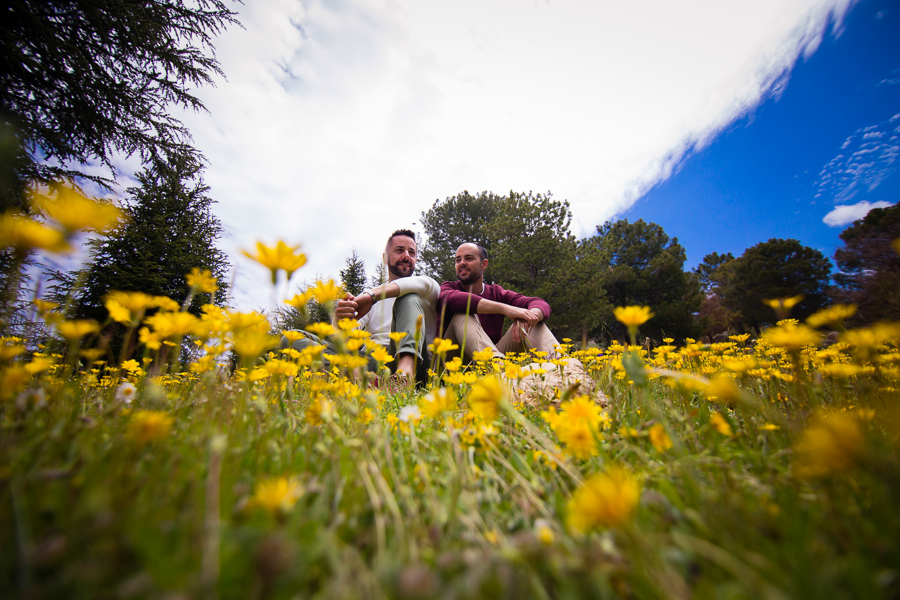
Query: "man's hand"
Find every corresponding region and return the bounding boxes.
[506,306,543,343]
[334,293,358,321]
[353,292,374,320]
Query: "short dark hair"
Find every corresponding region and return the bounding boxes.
[461,242,488,261]
[386,229,416,252]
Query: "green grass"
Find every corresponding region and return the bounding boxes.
[2,338,900,600]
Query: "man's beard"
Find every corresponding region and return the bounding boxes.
[457,268,479,286]
[389,259,413,278]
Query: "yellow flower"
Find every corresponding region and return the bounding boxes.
[104,299,131,324]
[535,519,555,545]
[284,291,310,309]
[306,322,336,338]
[703,376,743,405]
[370,346,393,364]
[473,347,495,362]
[389,332,408,344]
[232,330,278,360]
[144,311,201,339]
[310,279,343,304]
[306,396,334,426]
[429,337,459,356]
[241,241,307,284]
[443,372,465,385]
[567,466,640,533]
[793,412,864,478]
[0,365,31,401]
[0,343,25,361]
[444,356,463,372]
[420,387,457,418]
[25,356,56,375]
[762,295,803,313]
[57,319,100,341]
[249,476,304,517]
[103,290,164,325]
[613,306,654,327]
[186,268,218,294]
[0,213,70,253]
[818,363,864,378]
[337,318,359,332]
[761,323,820,352]
[30,185,123,234]
[152,296,181,312]
[358,407,375,424]
[557,420,598,459]
[709,412,733,436]
[467,375,505,421]
[648,423,673,452]
[127,410,174,446]
[226,310,269,333]
[263,358,300,378]
[806,304,857,329]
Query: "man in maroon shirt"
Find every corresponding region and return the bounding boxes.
[439,242,561,361]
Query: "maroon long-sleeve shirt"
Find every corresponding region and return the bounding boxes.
[438,281,552,344]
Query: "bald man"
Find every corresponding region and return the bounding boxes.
[438,242,560,361]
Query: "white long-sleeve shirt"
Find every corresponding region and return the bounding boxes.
[356,275,440,348]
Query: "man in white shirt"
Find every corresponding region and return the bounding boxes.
[281,229,439,384]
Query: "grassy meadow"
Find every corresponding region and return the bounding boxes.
[2,228,900,599]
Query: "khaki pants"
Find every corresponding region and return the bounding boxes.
[444,313,560,361]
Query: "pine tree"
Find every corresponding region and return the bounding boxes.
[720,238,831,330]
[340,250,367,296]
[74,156,230,322]
[0,0,239,209]
[589,219,702,343]
[833,203,900,323]
[370,262,387,289]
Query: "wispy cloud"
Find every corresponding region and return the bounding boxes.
[823,200,894,226]
[815,113,900,204]
[159,0,859,309]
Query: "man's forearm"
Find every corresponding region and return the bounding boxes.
[369,282,400,300]
[475,298,518,318]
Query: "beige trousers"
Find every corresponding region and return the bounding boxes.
[444,313,560,360]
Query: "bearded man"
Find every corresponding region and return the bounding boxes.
[281,229,438,383]
[438,242,560,361]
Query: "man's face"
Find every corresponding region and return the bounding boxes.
[387,235,417,279]
[455,243,486,286]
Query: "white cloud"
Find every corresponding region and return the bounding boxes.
[823,200,894,226]
[160,0,858,310]
[815,114,900,204]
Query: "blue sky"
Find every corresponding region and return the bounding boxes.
[620,0,900,269]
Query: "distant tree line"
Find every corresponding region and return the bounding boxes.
[332,191,896,345]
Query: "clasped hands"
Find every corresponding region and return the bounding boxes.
[335,292,376,322]
[508,306,543,344]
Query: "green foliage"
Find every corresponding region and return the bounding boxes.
[589,219,702,342]
[419,190,503,284]
[694,251,735,294]
[420,190,608,339]
[74,156,230,321]
[720,238,832,330]
[0,0,239,201]
[833,202,900,324]
[370,261,387,289]
[339,250,367,296]
[488,192,609,339]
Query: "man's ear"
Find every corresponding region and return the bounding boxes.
[482,259,489,270]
